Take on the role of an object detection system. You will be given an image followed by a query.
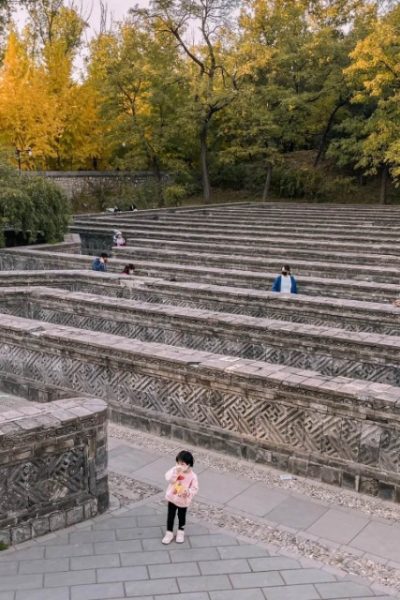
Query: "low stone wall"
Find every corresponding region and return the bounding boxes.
[35,170,163,199]
[115,244,400,284]
[0,314,399,502]
[1,287,399,387]
[0,391,108,545]
[0,247,398,302]
[0,272,398,336]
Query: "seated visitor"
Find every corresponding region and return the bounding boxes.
[122,264,135,275]
[113,230,126,246]
[91,253,109,272]
[272,264,298,294]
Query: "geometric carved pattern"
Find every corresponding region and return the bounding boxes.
[0,447,87,517]
[0,340,387,467]
[24,305,400,386]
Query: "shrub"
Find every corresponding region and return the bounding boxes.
[23,176,71,243]
[0,163,71,247]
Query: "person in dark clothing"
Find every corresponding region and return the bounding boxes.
[121,264,135,275]
[91,253,109,272]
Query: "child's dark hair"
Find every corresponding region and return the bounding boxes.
[176,450,194,467]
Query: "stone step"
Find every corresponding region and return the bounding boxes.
[0,272,398,336]
[0,247,398,302]
[72,224,400,257]
[6,286,400,387]
[123,237,400,266]
[72,219,400,242]
[126,212,400,228]
[114,245,400,284]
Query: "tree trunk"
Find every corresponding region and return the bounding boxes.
[380,164,388,205]
[200,120,211,203]
[262,162,273,202]
[152,158,164,208]
[314,98,348,167]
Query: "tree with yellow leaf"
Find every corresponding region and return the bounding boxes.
[0,31,58,169]
[328,3,400,203]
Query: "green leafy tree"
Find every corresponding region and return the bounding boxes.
[88,20,194,204]
[134,0,240,203]
[0,161,70,245]
[328,4,400,203]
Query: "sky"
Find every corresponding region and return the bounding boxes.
[15,0,149,37]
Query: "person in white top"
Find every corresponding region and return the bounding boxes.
[272,265,298,294]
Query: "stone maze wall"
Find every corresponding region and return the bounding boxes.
[0,383,108,545]
[1,202,400,512]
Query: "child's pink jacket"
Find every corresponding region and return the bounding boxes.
[165,466,199,508]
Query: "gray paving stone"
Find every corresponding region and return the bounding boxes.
[178,574,231,593]
[121,550,171,566]
[306,508,369,545]
[116,526,162,540]
[198,558,251,575]
[155,594,209,600]
[249,556,301,571]
[351,521,400,562]
[169,547,220,563]
[45,543,94,558]
[71,582,124,600]
[281,568,337,585]
[70,530,116,544]
[196,469,250,503]
[0,574,43,592]
[94,540,142,555]
[0,547,45,561]
[0,594,15,600]
[108,450,160,477]
[71,554,120,570]
[148,561,200,579]
[189,534,238,548]
[217,545,269,560]
[184,524,210,535]
[96,517,137,530]
[124,506,158,516]
[227,483,288,517]
[125,578,179,596]
[97,566,148,582]
[130,456,182,484]
[16,588,69,600]
[315,581,375,598]
[18,558,69,574]
[263,584,321,600]
[0,562,17,576]
[135,515,166,527]
[229,571,284,589]
[209,590,264,600]
[142,538,186,551]
[45,569,96,587]
[266,497,328,529]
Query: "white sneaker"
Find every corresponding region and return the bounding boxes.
[162,531,174,545]
[176,530,185,543]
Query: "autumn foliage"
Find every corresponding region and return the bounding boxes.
[0,0,398,203]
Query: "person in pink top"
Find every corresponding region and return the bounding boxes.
[162,450,199,544]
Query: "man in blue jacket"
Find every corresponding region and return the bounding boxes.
[92,253,109,272]
[272,264,298,294]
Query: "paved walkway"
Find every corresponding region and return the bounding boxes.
[108,436,400,569]
[0,428,398,599]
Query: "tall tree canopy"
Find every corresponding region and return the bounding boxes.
[0,0,398,203]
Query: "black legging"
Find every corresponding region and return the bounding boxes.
[167,502,187,531]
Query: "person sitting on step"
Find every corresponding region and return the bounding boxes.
[272,264,298,294]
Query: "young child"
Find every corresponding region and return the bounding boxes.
[162,450,199,544]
